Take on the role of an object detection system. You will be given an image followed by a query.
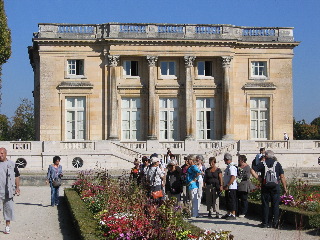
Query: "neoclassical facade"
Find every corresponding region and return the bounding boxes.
[28,23,299,141]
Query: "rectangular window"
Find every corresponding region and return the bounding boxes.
[198,61,213,77]
[159,98,178,140]
[121,98,141,140]
[67,60,84,76]
[66,97,86,140]
[196,98,215,140]
[123,60,139,76]
[250,98,269,139]
[160,61,176,76]
[251,61,267,78]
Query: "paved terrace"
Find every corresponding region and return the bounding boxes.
[4,185,319,240]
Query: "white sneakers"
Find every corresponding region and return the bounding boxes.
[4,226,10,234]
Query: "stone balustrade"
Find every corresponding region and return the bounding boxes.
[2,140,319,171]
[35,23,295,42]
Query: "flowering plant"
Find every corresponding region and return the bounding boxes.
[280,194,295,206]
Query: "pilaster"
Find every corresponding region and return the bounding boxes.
[146,56,158,140]
[184,56,196,140]
[107,55,120,140]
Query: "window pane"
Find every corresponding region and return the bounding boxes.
[169,62,175,75]
[205,61,212,76]
[131,61,138,76]
[198,61,204,75]
[161,62,167,75]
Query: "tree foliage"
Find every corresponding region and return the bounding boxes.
[0,0,12,107]
[10,98,35,140]
[293,118,320,140]
[0,113,10,140]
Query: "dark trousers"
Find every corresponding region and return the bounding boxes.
[261,188,280,225]
[225,189,237,212]
[237,191,248,215]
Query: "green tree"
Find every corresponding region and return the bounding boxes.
[11,98,35,140]
[310,116,320,139]
[0,113,10,140]
[0,0,12,107]
[293,118,318,140]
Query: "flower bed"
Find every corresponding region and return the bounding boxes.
[69,170,233,240]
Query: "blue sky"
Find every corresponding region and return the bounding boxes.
[2,0,320,123]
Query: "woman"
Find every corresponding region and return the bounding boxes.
[186,154,201,218]
[46,156,63,206]
[237,155,253,217]
[130,159,140,184]
[146,157,164,200]
[165,160,183,202]
[203,157,222,218]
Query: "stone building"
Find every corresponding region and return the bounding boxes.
[28,23,299,142]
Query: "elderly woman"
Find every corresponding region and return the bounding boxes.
[186,154,201,218]
[46,156,63,206]
[165,160,183,202]
[146,157,165,199]
[237,155,253,218]
[204,157,222,218]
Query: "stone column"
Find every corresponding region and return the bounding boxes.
[222,56,233,140]
[107,55,120,140]
[184,56,196,140]
[146,56,158,140]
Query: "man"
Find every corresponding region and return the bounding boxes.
[251,150,287,228]
[186,154,201,218]
[0,148,20,234]
[222,153,237,220]
[252,147,265,171]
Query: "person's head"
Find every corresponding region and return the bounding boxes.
[223,153,232,165]
[53,156,61,165]
[209,157,217,166]
[167,159,177,171]
[0,148,7,162]
[259,155,266,162]
[170,154,175,160]
[196,155,204,165]
[265,150,275,159]
[260,148,265,154]
[186,154,197,165]
[238,155,247,165]
[151,157,160,166]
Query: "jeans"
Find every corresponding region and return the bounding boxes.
[237,191,248,215]
[50,182,60,206]
[261,188,280,225]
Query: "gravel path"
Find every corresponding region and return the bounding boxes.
[188,204,319,240]
[1,186,319,240]
[2,186,78,240]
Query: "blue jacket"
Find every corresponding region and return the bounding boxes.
[47,164,63,182]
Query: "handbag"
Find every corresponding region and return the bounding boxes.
[52,178,61,187]
[151,190,163,199]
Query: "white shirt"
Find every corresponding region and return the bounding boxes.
[223,162,238,190]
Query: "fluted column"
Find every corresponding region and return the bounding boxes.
[222,56,233,140]
[146,56,158,140]
[184,56,196,140]
[107,55,120,140]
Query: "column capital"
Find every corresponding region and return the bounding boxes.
[184,56,196,67]
[146,56,158,67]
[222,56,233,68]
[107,55,120,67]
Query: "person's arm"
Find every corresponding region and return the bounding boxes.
[280,174,288,195]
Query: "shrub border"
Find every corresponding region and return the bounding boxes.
[64,188,104,240]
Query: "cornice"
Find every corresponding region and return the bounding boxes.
[58,81,94,89]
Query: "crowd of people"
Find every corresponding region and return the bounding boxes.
[130,148,288,229]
